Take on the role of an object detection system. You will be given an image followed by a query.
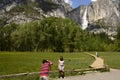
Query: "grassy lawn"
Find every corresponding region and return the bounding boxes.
[0,52,120,80]
[0,52,93,75]
[98,52,120,69]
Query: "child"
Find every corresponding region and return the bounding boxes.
[58,56,65,78]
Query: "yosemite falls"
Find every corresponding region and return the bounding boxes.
[81,7,88,30]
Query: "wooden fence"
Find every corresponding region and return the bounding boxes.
[0,67,110,79]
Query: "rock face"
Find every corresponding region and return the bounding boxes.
[0,0,72,13]
[67,0,120,36]
[68,0,120,27]
[88,0,120,26]
[113,0,120,12]
[0,0,24,13]
[0,0,72,24]
[67,6,86,26]
[87,0,119,36]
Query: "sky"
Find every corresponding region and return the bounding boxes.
[64,0,97,8]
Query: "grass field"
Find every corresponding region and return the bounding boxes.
[0,52,120,80]
[97,52,120,69]
[0,52,93,75]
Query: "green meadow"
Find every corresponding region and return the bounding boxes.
[0,52,120,80]
[0,52,93,75]
[98,52,120,69]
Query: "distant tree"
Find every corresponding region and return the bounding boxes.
[0,23,17,51]
[0,26,4,51]
[114,25,120,51]
[0,17,115,52]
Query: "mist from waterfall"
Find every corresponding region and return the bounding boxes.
[81,7,88,30]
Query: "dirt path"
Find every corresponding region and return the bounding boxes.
[86,52,105,68]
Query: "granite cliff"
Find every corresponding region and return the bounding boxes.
[0,0,72,24]
[68,0,120,26]
[87,0,120,26]
[68,0,120,36]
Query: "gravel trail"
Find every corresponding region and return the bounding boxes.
[54,69,120,80]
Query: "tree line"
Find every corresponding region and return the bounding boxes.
[0,17,120,52]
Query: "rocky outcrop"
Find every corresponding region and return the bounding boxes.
[67,0,120,36]
[113,0,120,12]
[68,0,120,27]
[0,0,72,25]
[67,6,86,26]
[88,0,120,26]
[87,0,119,36]
[52,0,72,12]
[0,0,25,13]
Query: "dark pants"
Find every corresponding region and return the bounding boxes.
[58,70,65,78]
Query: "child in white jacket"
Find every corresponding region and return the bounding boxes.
[58,56,65,78]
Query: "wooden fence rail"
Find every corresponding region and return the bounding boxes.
[0,67,110,79]
[0,70,58,78]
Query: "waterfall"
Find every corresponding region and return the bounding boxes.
[81,7,88,30]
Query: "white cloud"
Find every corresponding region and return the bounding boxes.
[64,0,73,6]
[91,0,97,2]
